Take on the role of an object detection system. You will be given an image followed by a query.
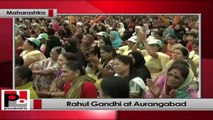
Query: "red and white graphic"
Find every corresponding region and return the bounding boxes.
[1,90,30,110]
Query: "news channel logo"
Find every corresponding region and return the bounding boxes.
[1,90,30,110]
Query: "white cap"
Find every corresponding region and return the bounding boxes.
[128,36,137,43]
[96,31,105,36]
[147,39,162,47]
[76,22,83,26]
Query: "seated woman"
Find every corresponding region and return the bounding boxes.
[146,61,197,98]
[189,40,199,77]
[165,34,183,57]
[62,61,98,98]
[29,46,62,91]
[136,30,170,80]
[128,51,151,84]
[15,66,38,99]
[80,34,100,59]
[117,36,138,56]
[20,37,46,67]
[36,52,77,98]
[113,55,147,98]
[165,47,197,75]
[87,45,116,79]
[100,76,129,98]
[110,31,123,50]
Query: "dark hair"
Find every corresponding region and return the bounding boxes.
[64,27,72,38]
[115,55,134,74]
[174,47,189,59]
[15,55,24,66]
[101,76,129,98]
[46,27,55,35]
[45,35,62,57]
[53,46,63,54]
[154,31,163,37]
[20,33,30,41]
[28,40,39,49]
[192,40,199,46]
[187,32,198,38]
[100,38,112,46]
[84,34,95,43]
[15,66,32,83]
[61,52,77,61]
[168,34,177,40]
[128,51,145,68]
[57,29,65,39]
[100,45,117,58]
[172,60,190,68]
[168,61,189,80]
[65,61,85,75]
[63,38,78,53]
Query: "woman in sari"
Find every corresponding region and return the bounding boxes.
[36,52,77,98]
[165,47,197,75]
[20,37,46,67]
[113,55,147,98]
[87,45,116,78]
[62,61,97,98]
[146,61,197,98]
[29,47,62,91]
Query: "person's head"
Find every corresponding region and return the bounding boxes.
[118,22,124,29]
[166,35,177,45]
[15,66,32,87]
[110,31,120,41]
[46,27,55,36]
[32,22,40,30]
[63,38,78,53]
[82,34,94,46]
[32,23,41,34]
[135,26,143,34]
[171,47,189,61]
[57,52,77,67]
[147,39,162,52]
[97,24,106,31]
[96,31,108,41]
[56,29,65,39]
[50,46,63,61]
[186,32,198,41]
[100,45,116,60]
[45,35,62,57]
[99,38,112,48]
[143,23,149,30]
[15,34,25,48]
[62,61,85,82]
[127,36,137,48]
[113,55,134,77]
[15,55,24,67]
[100,76,130,98]
[192,40,199,54]
[128,26,134,33]
[76,27,84,35]
[37,33,49,44]
[22,37,40,50]
[128,51,145,68]
[154,31,163,39]
[166,61,191,89]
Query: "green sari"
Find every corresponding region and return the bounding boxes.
[66,75,96,98]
